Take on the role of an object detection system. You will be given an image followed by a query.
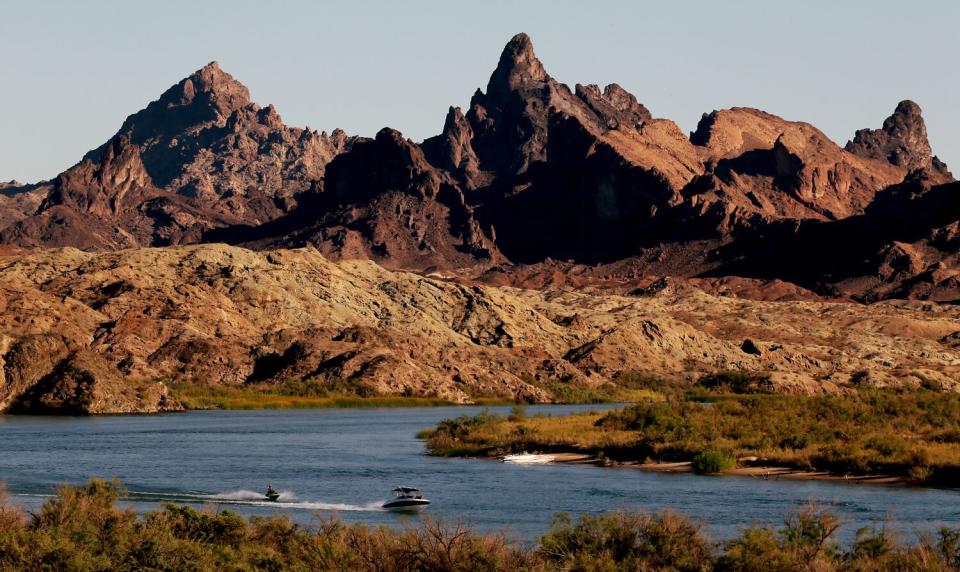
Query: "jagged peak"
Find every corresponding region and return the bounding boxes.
[486,33,549,95]
[442,106,470,131]
[175,60,251,114]
[574,82,651,129]
[846,99,938,173]
[82,61,253,163]
[893,99,922,117]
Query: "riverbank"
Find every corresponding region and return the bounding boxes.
[168,381,655,411]
[552,456,911,485]
[421,389,960,487]
[168,383,515,410]
[3,479,959,571]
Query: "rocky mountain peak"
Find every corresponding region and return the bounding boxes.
[846,100,950,178]
[421,107,481,188]
[173,61,251,119]
[486,33,548,95]
[86,62,251,159]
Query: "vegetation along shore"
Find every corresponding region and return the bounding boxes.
[3,480,960,570]
[421,377,960,487]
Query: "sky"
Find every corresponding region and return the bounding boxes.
[1,0,957,183]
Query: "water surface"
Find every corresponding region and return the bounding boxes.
[1,406,957,542]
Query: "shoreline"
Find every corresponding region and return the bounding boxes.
[503,453,914,487]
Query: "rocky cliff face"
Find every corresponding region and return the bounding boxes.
[226,128,502,271]
[682,108,908,229]
[846,100,953,180]
[2,244,957,413]
[1,62,354,249]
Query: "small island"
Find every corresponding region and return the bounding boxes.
[420,375,960,486]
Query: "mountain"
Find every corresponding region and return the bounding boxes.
[0,62,353,249]
[2,243,957,413]
[210,127,503,271]
[0,34,956,302]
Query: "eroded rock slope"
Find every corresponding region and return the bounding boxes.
[2,244,958,413]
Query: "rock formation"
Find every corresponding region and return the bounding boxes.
[846,100,953,181]
[217,128,503,271]
[0,33,956,306]
[1,62,354,249]
[2,244,957,413]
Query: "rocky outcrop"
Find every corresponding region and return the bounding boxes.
[0,181,50,234]
[683,108,909,229]
[846,100,953,181]
[575,83,652,130]
[229,128,502,271]
[10,350,181,414]
[226,34,957,296]
[702,177,960,302]
[421,107,483,190]
[0,333,179,414]
[1,244,957,413]
[2,62,354,249]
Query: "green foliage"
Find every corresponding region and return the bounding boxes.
[428,389,960,482]
[595,390,960,480]
[539,510,714,571]
[169,381,457,410]
[425,411,504,456]
[699,370,771,394]
[692,451,737,474]
[508,402,528,422]
[3,481,960,571]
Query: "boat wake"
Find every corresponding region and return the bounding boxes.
[126,489,386,512]
[207,489,297,502]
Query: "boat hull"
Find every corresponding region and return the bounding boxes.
[501,453,555,464]
[382,499,431,512]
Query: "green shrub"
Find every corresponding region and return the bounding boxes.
[539,510,714,571]
[780,434,809,450]
[5,480,960,571]
[508,403,527,422]
[692,450,736,474]
[699,370,771,394]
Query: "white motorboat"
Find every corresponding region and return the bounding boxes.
[382,487,431,511]
[501,452,556,464]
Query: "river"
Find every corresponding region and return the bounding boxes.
[1,405,957,543]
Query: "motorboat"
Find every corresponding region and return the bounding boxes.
[264,487,281,502]
[501,452,555,464]
[382,487,431,511]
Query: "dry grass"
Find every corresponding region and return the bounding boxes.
[170,383,474,410]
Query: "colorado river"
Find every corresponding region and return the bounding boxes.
[1,405,957,542]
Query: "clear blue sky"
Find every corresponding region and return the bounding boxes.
[1,0,957,183]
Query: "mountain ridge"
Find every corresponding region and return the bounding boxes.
[0,32,956,302]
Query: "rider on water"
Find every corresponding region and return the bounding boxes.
[266,484,277,498]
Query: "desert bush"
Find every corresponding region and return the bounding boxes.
[508,402,528,422]
[692,450,737,474]
[5,481,960,571]
[539,510,713,571]
[717,526,798,571]
[699,370,771,394]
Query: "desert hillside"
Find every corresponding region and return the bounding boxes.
[2,244,958,413]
